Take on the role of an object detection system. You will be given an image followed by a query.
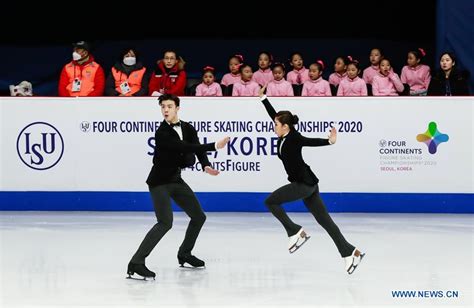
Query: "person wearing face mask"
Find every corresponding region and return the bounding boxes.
[428,52,470,96]
[58,41,105,97]
[148,50,187,96]
[105,48,149,96]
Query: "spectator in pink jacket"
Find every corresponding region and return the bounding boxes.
[232,64,261,96]
[363,48,392,85]
[329,56,350,86]
[221,54,244,86]
[372,58,405,96]
[252,51,274,87]
[302,60,332,96]
[401,48,431,96]
[286,52,310,85]
[195,66,223,96]
[266,62,294,96]
[337,60,367,96]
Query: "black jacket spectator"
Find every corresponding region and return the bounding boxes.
[428,69,470,96]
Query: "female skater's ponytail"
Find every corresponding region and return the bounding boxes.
[292,115,299,125]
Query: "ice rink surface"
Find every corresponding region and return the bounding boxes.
[1,211,472,307]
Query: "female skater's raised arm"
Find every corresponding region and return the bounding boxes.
[258,86,277,120]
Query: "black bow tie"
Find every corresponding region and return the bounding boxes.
[169,121,181,127]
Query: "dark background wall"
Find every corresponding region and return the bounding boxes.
[0,0,471,95]
[436,0,474,93]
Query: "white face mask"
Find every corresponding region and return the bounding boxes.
[123,56,136,66]
[72,51,82,61]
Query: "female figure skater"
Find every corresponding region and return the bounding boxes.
[258,86,364,274]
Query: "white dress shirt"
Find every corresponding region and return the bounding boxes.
[168,121,183,140]
[279,132,289,155]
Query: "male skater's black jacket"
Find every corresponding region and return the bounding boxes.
[146,120,216,187]
[261,96,331,186]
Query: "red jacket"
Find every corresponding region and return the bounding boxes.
[58,55,105,97]
[148,61,186,96]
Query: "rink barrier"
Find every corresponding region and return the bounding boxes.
[0,192,472,213]
[2,97,473,213]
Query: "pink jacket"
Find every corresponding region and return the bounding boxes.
[232,80,260,96]
[337,77,367,96]
[329,72,347,86]
[266,79,294,96]
[286,67,310,85]
[400,64,431,94]
[363,65,393,84]
[362,65,379,84]
[221,73,241,86]
[195,82,223,96]
[252,68,274,86]
[302,78,332,96]
[372,72,404,96]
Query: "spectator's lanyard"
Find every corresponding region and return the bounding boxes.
[73,65,83,80]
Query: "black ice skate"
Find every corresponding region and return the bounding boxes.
[178,255,205,268]
[126,262,156,280]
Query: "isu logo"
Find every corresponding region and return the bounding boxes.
[80,121,91,132]
[16,122,65,170]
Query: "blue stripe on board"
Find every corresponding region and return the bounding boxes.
[0,192,472,213]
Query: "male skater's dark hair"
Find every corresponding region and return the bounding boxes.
[158,94,180,107]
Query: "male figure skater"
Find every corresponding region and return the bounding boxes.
[127,94,230,280]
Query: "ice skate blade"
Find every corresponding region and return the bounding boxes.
[126,274,155,281]
[289,235,310,254]
[179,263,206,269]
[347,253,365,275]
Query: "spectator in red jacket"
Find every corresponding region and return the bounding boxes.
[58,41,105,97]
[149,50,187,96]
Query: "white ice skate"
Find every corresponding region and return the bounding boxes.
[288,228,310,253]
[344,248,365,274]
